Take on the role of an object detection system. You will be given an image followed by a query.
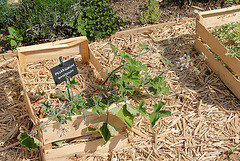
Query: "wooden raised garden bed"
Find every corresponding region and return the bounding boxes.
[194,5,240,99]
[17,37,128,161]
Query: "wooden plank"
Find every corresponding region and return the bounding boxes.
[80,40,90,63]
[17,59,38,125]
[18,52,27,71]
[42,104,125,144]
[44,132,128,161]
[195,38,240,99]
[17,37,89,67]
[111,18,194,38]
[197,5,240,28]
[17,37,87,53]
[18,45,81,65]
[89,49,107,80]
[196,21,240,77]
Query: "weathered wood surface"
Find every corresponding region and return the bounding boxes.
[197,5,240,28]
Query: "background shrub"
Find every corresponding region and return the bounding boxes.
[77,0,124,41]
[13,0,81,42]
[0,0,16,28]
[8,0,124,43]
[140,0,161,24]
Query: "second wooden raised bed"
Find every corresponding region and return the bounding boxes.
[194,5,240,99]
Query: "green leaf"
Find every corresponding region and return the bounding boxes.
[18,131,42,150]
[10,39,17,47]
[54,90,68,100]
[125,104,138,116]
[148,76,169,95]
[71,94,86,111]
[16,34,23,41]
[123,66,141,88]
[7,35,14,39]
[116,105,134,129]
[100,122,111,144]
[116,79,134,97]
[152,101,165,112]
[92,96,106,115]
[87,122,104,132]
[8,27,15,36]
[149,110,171,128]
[87,122,111,144]
[139,43,149,50]
[41,101,52,113]
[66,76,78,88]
[163,58,174,66]
[78,27,87,36]
[136,100,147,116]
[53,140,64,146]
[110,44,118,55]
[109,105,121,115]
[107,123,120,136]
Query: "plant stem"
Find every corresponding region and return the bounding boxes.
[143,86,157,104]
[101,64,124,86]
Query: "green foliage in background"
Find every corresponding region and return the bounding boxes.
[76,0,124,41]
[13,0,80,42]
[3,0,124,44]
[224,0,239,5]
[0,0,16,28]
[140,0,161,24]
[5,27,23,49]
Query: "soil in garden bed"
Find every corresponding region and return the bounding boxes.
[109,0,235,29]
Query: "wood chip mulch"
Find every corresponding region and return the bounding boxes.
[0,19,239,161]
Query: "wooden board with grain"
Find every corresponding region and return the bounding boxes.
[45,133,128,161]
[195,6,240,100]
[196,5,240,28]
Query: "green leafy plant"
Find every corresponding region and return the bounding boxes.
[74,0,124,41]
[5,27,23,49]
[0,0,16,28]
[211,22,240,60]
[12,0,124,43]
[27,43,171,148]
[13,0,80,42]
[140,0,161,24]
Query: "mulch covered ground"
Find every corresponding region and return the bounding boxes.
[0,19,239,160]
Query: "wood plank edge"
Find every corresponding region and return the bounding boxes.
[111,18,194,38]
[198,5,240,17]
[44,132,128,161]
[17,36,87,53]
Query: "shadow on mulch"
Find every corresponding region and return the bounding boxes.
[159,34,240,111]
[0,68,40,160]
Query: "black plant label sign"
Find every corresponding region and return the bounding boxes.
[50,58,78,85]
